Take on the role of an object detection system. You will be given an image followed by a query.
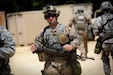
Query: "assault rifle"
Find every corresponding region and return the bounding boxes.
[37,47,95,60]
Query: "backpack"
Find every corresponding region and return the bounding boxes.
[75,14,87,31]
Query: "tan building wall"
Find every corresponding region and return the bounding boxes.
[56,4,73,25]
[22,11,48,45]
[7,11,48,46]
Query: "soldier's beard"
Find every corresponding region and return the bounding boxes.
[49,20,57,25]
[49,21,56,24]
[49,21,58,28]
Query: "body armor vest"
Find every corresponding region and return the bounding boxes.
[101,14,113,38]
[43,24,67,50]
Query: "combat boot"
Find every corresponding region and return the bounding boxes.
[80,53,86,61]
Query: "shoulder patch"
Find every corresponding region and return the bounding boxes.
[6,36,13,42]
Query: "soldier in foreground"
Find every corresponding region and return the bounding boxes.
[68,6,91,61]
[93,1,113,75]
[0,26,16,75]
[31,5,82,75]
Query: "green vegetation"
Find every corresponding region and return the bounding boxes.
[0,0,112,14]
[0,0,91,13]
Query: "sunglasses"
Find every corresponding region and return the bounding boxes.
[45,14,57,19]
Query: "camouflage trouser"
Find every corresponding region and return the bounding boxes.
[0,59,12,75]
[78,31,88,58]
[101,43,113,75]
[43,58,82,75]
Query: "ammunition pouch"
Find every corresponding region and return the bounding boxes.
[0,59,11,75]
[77,23,85,30]
[104,29,113,37]
[101,29,113,42]
[94,38,102,54]
[36,47,45,62]
[94,33,113,54]
[101,35,113,42]
[37,52,45,62]
[70,59,82,75]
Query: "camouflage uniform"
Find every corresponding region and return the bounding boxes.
[33,5,82,75]
[0,26,16,75]
[35,24,82,75]
[93,1,113,75]
[69,6,90,60]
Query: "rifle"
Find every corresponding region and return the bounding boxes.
[37,47,95,60]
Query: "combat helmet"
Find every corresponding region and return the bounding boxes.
[100,1,113,11]
[42,4,60,19]
[77,6,84,12]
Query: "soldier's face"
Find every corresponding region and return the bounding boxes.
[45,14,57,24]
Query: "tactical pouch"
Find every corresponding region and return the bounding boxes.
[38,53,45,62]
[94,39,102,54]
[87,25,94,41]
[70,59,82,75]
[77,23,85,30]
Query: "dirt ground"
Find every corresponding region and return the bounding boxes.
[10,41,113,75]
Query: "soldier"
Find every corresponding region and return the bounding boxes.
[0,26,16,75]
[93,1,113,75]
[68,6,90,61]
[31,4,82,75]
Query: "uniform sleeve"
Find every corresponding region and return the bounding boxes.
[93,17,101,36]
[68,17,74,27]
[64,26,80,50]
[0,28,16,59]
[68,15,78,27]
[34,30,44,48]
